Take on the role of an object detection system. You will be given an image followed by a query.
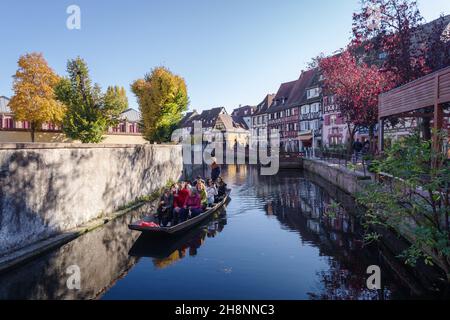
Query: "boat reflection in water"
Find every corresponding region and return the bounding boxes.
[0,165,448,300]
[129,208,228,270]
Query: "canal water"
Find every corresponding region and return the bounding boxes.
[0,166,446,300]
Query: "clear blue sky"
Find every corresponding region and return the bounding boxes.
[0,0,448,113]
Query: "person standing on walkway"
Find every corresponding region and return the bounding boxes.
[352,138,363,163]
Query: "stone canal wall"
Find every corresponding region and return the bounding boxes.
[0,143,183,257]
[301,158,371,195]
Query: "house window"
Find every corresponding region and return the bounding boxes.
[330,115,337,125]
[307,87,320,99]
[310,103,320,113]
[286,109,290,117]
[5,118,14,129]
[301,105,310,115]
[300,121,309,131]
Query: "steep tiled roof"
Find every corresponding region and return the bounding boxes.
[0,96,11,113]
[178,107,227,128]
[120,108,141,122]
[179,110,199,127]
[267,68,321,113]
[268,80,297,113]
[253,94,275,116]
[285,69,317,107]
[231,115,249,130]
[218,113,247,131]
[231,105,255,117]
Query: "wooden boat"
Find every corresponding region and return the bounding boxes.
[128,191,230,235]
[128,218,222,259]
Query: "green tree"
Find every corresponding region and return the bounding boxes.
[131,66,189,142]
[55,58,126,143]
[357,131,450,280]
[104,86,129,127]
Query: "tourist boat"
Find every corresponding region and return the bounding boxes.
[128,191,230,235]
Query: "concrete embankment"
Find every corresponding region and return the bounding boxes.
[0,143,183,259]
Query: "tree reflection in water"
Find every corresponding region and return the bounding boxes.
[1,165,446,300]
[230,165,442,300]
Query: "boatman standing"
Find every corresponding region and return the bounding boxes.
[210,157,221,182]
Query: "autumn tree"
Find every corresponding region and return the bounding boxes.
[55,58,125,143]
[353,1,450,141]
[9,53,66,142]
[319,50,395,153]
[352,0,428,85]
[131,66,189,142]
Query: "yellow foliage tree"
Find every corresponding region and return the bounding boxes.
[9,53,66,142]
[131,66,189,142]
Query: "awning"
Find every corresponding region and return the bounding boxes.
[298,131,313,141]
[298,135,312,142]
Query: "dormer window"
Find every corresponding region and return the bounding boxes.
[307,87,320,99]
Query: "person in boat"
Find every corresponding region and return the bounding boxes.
[186,181,195,193]
[196,180,208,209]
[215,176,228,201]
[170,183,179,195]
[192,176,204,188]
[173,181,190,223]
[186,188,203,218]
[157,189,174,226]
[206,178,218,207]
[210,157,221,182]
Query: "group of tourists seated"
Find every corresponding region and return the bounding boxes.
[156,176,228,227]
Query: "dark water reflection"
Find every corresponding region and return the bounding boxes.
[0,165,446,300]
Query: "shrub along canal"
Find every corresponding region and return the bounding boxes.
[0,165,447,300]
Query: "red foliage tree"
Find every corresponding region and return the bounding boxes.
[352,0,428,86]
[319,50,396,153]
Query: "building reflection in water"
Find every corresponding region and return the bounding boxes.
[0,164,446,300]
[223,165,441,300]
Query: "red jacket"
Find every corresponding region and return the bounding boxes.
[185,194,202,209]
[174,188,190,208]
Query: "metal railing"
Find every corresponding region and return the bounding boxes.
[302,148,370,177]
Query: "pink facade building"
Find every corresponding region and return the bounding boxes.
[0,96,61,132]
[1,96,141,137]
[321,95,348,147]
